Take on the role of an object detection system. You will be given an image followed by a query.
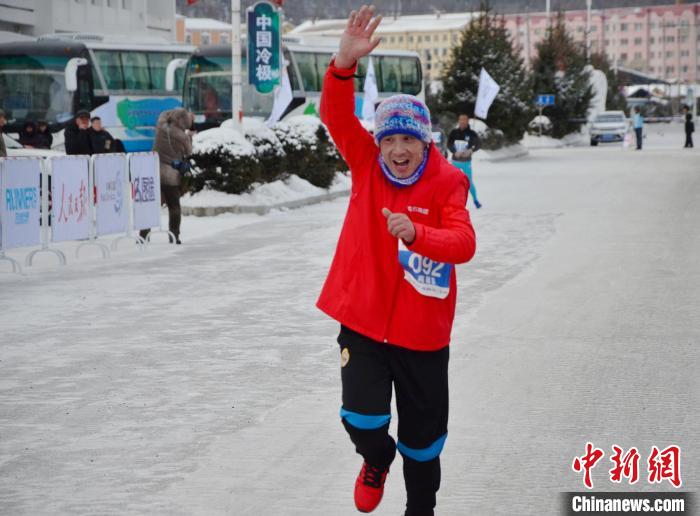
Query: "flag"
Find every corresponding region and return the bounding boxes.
[362,56,379,124]
[474,68,500,119]
[266,66,293,127]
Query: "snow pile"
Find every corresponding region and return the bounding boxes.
[181,172,351,208]
[477,144,528,162]
[192,127,256,157]
[522,131,589,149]
[528,115,552,131]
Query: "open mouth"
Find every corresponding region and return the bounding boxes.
[392,159,410,174]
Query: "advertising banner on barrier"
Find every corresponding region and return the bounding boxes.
[0,158,41,250]
[50,156,90,242]
[94,154,128,236]
[130,153,161,231]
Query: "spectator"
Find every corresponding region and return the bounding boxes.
[18,121,38,148]
[89,116,116,154]
[683,106,694,149]
[64,110,93,155]
[35,120,53,149]
[632,106,644,150]
[0,109,7,158]
[140,108,193,245]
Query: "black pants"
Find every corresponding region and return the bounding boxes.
[635,127,643,149]
[685,132,694,148]
[139,185,181,241]
[338,326,449,515]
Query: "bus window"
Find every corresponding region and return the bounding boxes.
[94,49,124,90]
[282,49,299,91]
[354,57,368,92]
[149,52,189,91]
[399,56,421,95]
[294,52,318,92]
[121,51,150,91]
[0,54,74,124]
[314,52,331,90]
[378,56,401,93]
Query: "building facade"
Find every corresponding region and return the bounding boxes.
[504,3,700,83]
[175,15,232,46]
[0,0,176,40]
[291,3,700,84]
[290,13,472,82]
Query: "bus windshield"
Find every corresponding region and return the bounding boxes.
[184,54,273,121]
[0,54,75,125]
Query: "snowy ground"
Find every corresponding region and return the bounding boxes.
[1,124,698,515]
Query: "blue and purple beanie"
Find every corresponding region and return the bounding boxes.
[374,94,432,144]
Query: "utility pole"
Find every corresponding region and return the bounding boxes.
[586,0,592,61]
[231,0,243,131]
[546,0,551,27]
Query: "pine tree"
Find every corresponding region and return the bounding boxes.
[437,2,533,145]
[531,12,592,138]
[590,52,627,111]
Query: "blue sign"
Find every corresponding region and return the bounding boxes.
[536,94,555,106]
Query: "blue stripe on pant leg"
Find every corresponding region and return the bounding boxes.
[340,407,391,430]
[397,433,448,462]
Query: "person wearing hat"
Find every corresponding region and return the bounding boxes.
[64,109,93,155]
[317,5,476,516]
[35,120,53,150]
[0,109,7,158]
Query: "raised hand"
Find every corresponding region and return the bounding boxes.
[335,5,382,69]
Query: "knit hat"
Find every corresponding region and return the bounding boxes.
[374,94,432,144]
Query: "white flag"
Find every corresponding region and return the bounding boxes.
[266,66,293,127]
[362,56,379,123]
[474,68,500,119]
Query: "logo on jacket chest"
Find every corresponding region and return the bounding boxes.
[407,205,429,215]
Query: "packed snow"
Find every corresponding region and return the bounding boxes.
[1,123,698,515]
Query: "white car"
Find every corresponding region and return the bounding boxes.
[4,134,65,157]
[589,111,630,146]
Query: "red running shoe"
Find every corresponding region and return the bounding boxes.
[354,462,390,513]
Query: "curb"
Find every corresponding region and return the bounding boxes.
[181,189,351,217]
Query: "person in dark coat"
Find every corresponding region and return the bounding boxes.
[35,120,53,149]
[64,110,93,155]
[89,116,116,153]
[18,121,38,148]
[683,106,694,148]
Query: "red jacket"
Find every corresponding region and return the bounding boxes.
[316,60,476,351]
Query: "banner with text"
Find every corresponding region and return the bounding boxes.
[94,154,128,236]
[130,152,161,231]
[0,158,41,250]
[51,156,91,242]
[247,1,281,94]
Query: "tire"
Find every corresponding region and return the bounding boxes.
[590,139,598,146]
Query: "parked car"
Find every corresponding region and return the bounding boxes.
[589,111,630,146]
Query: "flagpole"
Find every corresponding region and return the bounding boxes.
[231,0,243,132]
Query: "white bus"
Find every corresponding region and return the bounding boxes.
[179,37,424,130]
[0,34,193,152]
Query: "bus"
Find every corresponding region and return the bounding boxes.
[179,37,423,130]
[0,34,193,151]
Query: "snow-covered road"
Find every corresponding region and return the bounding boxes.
[1,125,698,515]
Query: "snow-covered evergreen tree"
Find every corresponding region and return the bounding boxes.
[531,13,592,138]
[437,3,533,144]
[590,52,627,112]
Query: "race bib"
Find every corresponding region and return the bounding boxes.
[398,240,452,299]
